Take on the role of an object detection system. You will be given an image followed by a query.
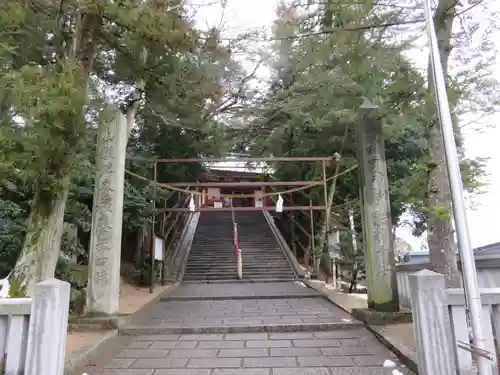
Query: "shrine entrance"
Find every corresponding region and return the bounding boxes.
[221,188,254,207]
[140,156,343,289]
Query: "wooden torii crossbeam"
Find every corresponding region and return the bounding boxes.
[157,206,327,212]
[156,156,336,163]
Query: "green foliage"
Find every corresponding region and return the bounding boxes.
[248,2,429,239]
[55,229,87,281]
[245,0,486,251]
[0,198,25,277]
[0,168,29,277]
[0,0,240,289]
[0,0,489,290]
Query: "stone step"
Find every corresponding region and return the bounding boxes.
[242,244,283,247]
[180,278,301,284]
[194,229,232,231]
[185,263,291,268]
[191,236,232,239]
[237,244,281,247]
[185,258,293,264]
[186,260,289,264]
[182,270,296,275]
[183,273,296,278]
[187,255,288,259]
[186,262,290,267]
[194,231,231,234]
[186,259,290,264]
[183,268,296,273]
[187,256,289,260]
[189,258,287,262]
[190,250,283,254]
[185,270,294,274]
[187,258,287,261]
[187,254,288,259]
[190,241,234,244]
[183,272,296,277]
[187,255,287,258]
[188,252,286,256]
[189,250,284,253]
[186,258,292,264]
[182,276,239,281]
[189,249,236,252]
[179,210,297,282]
[186,263,292,267]
[190,251,284,255]
[189,245,239,248]
[185,266,292,270]
[186,266,292,270]
[184,275,297,279]
[191,235,233,238]
[189,250,285,253]
[180,277,302,286]
[184,269,295,275]
[193,236,276,239]
[187,253,287,257]
[118,321,363,335]
[192,235,276,238]
[188,254,284,258]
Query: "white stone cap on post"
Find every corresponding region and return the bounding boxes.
[409,269,457,375]
[359,98,378,110]
[24,278,71,375]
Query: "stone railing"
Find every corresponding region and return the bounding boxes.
[164,212,200,282]
[396,256,500,309]
[410,269,500,374]
[0,279,70,375]
[263,211,306,278]
[162,192,200,283]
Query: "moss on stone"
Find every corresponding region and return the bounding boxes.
[368,299,399,312]
[9,277,27,298]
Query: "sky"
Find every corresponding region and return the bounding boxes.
[191,0,500,250]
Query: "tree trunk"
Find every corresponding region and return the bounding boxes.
[426,0,461,287]
[11,11,102,296]
[349,264,358,294]
[134,226,145,267]
[11,178,70,296]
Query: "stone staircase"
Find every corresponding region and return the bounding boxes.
[237,211,297,280]
[182,211,297,281]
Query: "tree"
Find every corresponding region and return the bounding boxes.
[0,0,100,295]
[402,0,496,287]
[425,0,462,287]
[0,0,242,296]
[242,0,488,273]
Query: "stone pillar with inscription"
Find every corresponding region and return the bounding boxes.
[87,105,129,316]
[355,99,399,312]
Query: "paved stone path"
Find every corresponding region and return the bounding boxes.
[128,296,354,328]
[75,282,414,375]
[163,282,318,300]
[87,330,412,375]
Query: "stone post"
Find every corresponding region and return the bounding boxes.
[87,105,128,315]
[355,99,399,311]
[25,279,71,375]
[409,270,457,375]
[328,218,341,288]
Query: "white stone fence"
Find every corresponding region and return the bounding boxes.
[0,278,70,375]
[396,256,500,310]
[410,269,500,375]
